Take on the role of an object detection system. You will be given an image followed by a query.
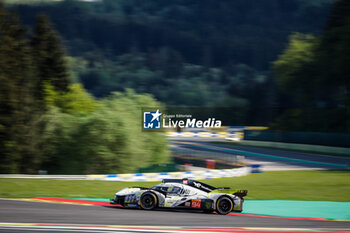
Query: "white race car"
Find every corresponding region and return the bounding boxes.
[110,178,247,215]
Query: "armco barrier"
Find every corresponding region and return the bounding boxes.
[87,167,251,182]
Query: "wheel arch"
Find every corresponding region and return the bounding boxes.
[215,194,234,204]
[139,191,159,209]
[139,190,166,208]
[215,194,235,215]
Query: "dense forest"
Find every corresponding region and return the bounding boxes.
[7,0,333,112]
[1,0,349,174]
[7,0,349,130]
[0,4,169,174]
[11,0,331,69]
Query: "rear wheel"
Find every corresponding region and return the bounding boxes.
[216,196,233,215]
[140,192,157,210]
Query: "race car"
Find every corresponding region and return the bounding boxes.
[110,178,247,215]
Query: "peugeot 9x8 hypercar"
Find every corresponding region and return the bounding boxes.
[110,178,247,215]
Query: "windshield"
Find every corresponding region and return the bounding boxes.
[151,185,182,194]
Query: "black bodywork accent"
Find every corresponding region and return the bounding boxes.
[233,190,248,198]
[200,199,214,210]
[149,188,167,197]
[112,195,125,206]
[131,186,149,190]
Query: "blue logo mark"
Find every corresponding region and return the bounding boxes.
[143,110,161,129]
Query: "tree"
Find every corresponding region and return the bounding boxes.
[272,33,319,105]
[31,14,69,106]
[41,90,169,174]
[0,4,39,173]
[44,83,98,114]
[272,0,350,132]
[317,0,350,107]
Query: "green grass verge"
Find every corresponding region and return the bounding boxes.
[0,171,349,201]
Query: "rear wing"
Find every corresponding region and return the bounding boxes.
[210,188,248,197]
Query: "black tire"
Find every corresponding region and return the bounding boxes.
[140,192,157,210]
[216,196,233,215]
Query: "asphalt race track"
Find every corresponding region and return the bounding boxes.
[1,142,349,232]
[0,199,350,233]
[171,140,350,170]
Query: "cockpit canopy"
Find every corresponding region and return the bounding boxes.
[151,183,183,194]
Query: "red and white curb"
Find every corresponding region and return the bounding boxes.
[0,223,349,233]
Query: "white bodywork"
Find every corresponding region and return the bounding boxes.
[114,182,244,212]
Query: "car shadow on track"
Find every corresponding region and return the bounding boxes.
[103,205,217,215]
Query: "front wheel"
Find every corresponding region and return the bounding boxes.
[140,192,157,210]
[216,196,233,215]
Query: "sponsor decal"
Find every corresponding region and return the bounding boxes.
[185,201,191,207]
[193,181,201,188]
[183,180,188,185]
[192,181,213,192]
[191,199,201,209]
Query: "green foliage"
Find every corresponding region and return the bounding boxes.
[78,52,268,115]
[0,6,170,174]
[41,91,169,174]
[10,0,331,70]
[7,0,333,128]
[31,14,69,102]
[317,0,350,107]
[44,82,98,114]
[273,33,318,92]
[0,8,78,174]
[0,4,40,173]
[272,0,350,133]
